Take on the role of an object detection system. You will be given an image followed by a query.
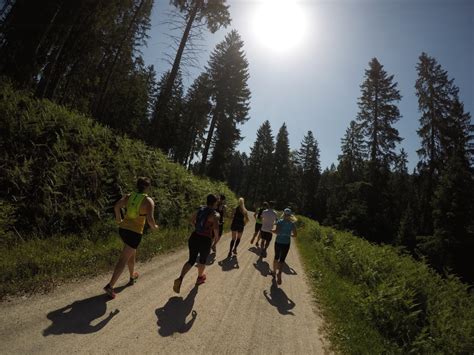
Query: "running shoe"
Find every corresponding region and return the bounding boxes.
[233,249,238,255]
[104,284,116,299]
[211,245,217,253]
[196,274,207,285]
[128,272,139,285]
[173,278,182,293]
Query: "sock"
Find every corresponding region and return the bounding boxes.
[229,240,235,252]
[234,239,241,249]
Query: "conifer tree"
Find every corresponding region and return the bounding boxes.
[339,120,366,183]
[297,131,321,216]
[203,30,251,175]
[245,120,275,204]
[356,57,402,169]
[273,123,291,207]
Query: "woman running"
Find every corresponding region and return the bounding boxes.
[251,202,267,247]
[228,197,249,258]
[173,194,220,293]
[104,177,159,298]
[211,194,226,253]
[272,208,297,285]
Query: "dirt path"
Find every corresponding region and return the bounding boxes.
[0,216,329,354]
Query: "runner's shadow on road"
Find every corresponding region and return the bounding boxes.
[248,246,261,256]
[281,263,298,275]
[263,280,296,316]
[206,252,216,265]
[155,286,198,337]
[42,285,128,336]
[218,256,239,271]
[253,258,270,277]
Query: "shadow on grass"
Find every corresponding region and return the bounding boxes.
[42,284,129,336]
[206,251,216,265]
[263,279,296,316]
[155,286,198,337]
[248,246,261,256]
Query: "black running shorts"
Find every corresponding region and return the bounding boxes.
[274,242,290,263]
[231,223,244,233]
[260,231,272,241]
[254,223,262,233]
[119,228,142,249]
[187,232,212,265]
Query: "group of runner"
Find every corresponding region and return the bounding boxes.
[104,177,297,299]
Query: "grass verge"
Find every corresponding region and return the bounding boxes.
[296,216,474,354]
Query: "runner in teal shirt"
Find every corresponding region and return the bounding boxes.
[272,208,297,285]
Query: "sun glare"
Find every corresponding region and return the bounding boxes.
[252,0,308,53]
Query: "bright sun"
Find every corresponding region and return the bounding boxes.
[252,0,308,53]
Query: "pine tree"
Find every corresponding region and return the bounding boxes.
[273,123,291,207]
[297,131,321,216]
[245,120,275,204]
[203,30,251,176]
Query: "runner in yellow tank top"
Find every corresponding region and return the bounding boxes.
[104,177,159,299]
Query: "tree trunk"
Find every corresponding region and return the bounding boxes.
[93,0,146,117]
[151,0,201,140]
[200,110,218,174]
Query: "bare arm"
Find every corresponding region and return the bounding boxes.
[146,198,159,231]
[114,195,129,224]
[212,214,220,239]
[189,211,197,226]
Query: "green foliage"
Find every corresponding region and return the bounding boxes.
[297,217,474,354]
[0,82,236,236]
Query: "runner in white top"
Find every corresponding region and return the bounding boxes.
[259,201,278,258]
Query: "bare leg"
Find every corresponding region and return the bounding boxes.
[197,263,206,277]
[109,245,135,287]
[127,250,136,277]
[179,262,193,280]
[273,259,279,276]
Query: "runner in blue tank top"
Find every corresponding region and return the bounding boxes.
[272,208,298,285]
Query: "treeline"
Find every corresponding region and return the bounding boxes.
[233,56,474,283]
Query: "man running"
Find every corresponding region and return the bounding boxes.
[173,194,220,293]
[259,201,278,258]
[272,208,297,285]
[104,177,159,298]
[251,202,267,247]
[211,194,226,252]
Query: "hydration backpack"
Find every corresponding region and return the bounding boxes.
[126,192,147,219]
[195,206,214,234]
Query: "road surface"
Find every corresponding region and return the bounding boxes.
[0,215,329,354]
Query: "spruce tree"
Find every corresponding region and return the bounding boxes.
[273,123,291,207]
[203,30,251,176]
[339,120,366,183]
[245,120,275,204]
[354,58,402,242]
[149,70,184,155]
[415,52,462,235]
[297,131,321,216]
[356,57,402,168]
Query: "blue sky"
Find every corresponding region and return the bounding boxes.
[142,0,473,170]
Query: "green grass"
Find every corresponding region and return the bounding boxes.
[0,219,232,298]
[296,217,474,354]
